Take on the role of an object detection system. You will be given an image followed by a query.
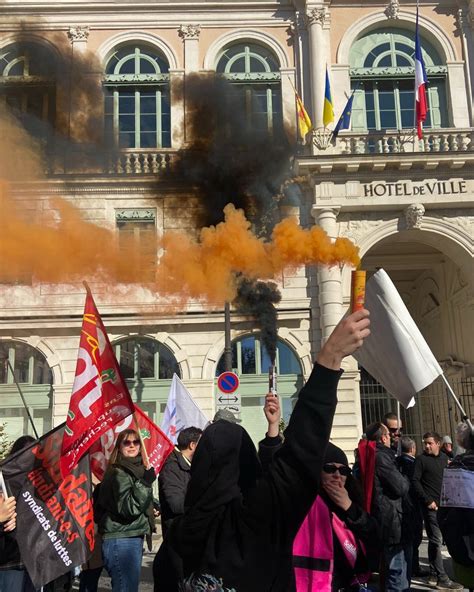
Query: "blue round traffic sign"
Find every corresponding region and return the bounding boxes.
[217,372,239,394]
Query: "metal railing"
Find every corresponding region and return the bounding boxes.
[360,375,474,450]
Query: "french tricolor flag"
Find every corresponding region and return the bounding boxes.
[415,6,428,139]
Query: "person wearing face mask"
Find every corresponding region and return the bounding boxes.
[153,309,371,592]
[97,428,156,592]
[292,443,378,592]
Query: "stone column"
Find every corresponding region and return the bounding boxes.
[178,24,201,73]
[312,206,343,342]
[306,5,330,128]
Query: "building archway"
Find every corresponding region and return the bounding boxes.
[357,229,473,443]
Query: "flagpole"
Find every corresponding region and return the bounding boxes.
[134,413,151,467]
[5,359,39,439]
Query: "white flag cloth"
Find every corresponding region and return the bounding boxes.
[353,268,443,408]
[161,374,209,444]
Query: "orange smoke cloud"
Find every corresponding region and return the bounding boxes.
[156,204,360,302]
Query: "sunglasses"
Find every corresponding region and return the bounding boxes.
[388,427,402,434]
[323,464,351,477]
[122,439,140,447]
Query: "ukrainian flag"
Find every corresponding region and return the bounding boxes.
[323,67,334,127]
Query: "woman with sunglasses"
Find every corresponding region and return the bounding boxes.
[293,443,378,592]
[97,428,156,592]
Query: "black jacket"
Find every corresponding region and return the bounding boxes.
[153,362,340,592]
[158,448,191,535]
[371,443,411,546]
[412,452,448,506]
[438,449,474,567]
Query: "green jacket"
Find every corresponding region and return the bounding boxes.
[98,465,153,539]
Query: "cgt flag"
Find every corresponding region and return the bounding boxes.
[60,286,135,478]
[89,405,174,480]
[1,424,94,589]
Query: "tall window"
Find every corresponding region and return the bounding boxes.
[349,29,448,131]
[0,43,56,139]
[104,45,171,149]
[0,341,53,440]
[216,43,282,136]
[116,209,157,282]
[114,337,180,381]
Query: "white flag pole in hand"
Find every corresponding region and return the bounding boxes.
[353,268,443,408]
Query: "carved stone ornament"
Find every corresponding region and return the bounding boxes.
[312,128,333,151]
[67,26,90,43]
[178,25,201,40]
[404,203,425,229]
[306,7,329,27]
[384,0,400,20]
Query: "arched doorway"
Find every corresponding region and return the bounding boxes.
[360,231,473,445]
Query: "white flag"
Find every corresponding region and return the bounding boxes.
[161,374,209,444]
[353,268,443,408]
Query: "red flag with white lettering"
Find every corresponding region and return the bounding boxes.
[60,287,135,478]
[89,406,173,481]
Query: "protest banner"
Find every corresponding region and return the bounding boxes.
[61,285,135,478]
[1,424,93,588]
[89,405,174,480]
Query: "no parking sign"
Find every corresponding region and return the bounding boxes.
[216,372,241,414]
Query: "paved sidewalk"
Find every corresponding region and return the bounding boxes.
[73,532,471,591]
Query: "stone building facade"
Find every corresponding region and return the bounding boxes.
[0,0,472,458]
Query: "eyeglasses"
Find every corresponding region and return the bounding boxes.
[388,427,402,434]
[323,464,352,477]
[122,439,140,447]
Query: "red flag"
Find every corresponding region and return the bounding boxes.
[89,406,174,481]
[357,439,376,513]
[60,287,135,478]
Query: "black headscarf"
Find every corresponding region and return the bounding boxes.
[165,420,262,581]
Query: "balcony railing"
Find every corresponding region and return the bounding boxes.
[311,128,473,156]
[108,149,177,175]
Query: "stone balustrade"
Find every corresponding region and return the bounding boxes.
[310,128,473,156]
[108,150,177,174]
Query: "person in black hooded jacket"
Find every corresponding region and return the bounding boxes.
[152,308,371,592]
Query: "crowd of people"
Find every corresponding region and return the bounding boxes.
[1,309,474,592]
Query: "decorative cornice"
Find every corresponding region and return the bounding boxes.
[67,25,90,43]
[177,24,201,40]
[384,0,400,20]
[116,209,156,222]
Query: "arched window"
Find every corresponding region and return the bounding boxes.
[0,43,56,138]
[216,335,303,443]
[104,45,171,149]
[216,43,282,136]
[0,341,53,440]
[113,337,180,421]
[349,28,448,132]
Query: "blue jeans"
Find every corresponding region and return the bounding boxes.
[383,543,413,592]
[102,537,143,592]
[0,569,37,591]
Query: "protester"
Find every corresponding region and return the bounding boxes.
[439,420,474,582]
[152,308,371,592]
[158,426,202,536]
[213,409,241,424]
[382,412,402,451]
[441,435,454,460]
[98,428,156,592]
[365,421,412,592]
[0,435,36,592]
[412,431,462,590]
[397,436,426,578]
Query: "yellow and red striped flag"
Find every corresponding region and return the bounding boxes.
[296,92,312,139]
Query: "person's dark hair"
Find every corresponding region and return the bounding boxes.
[423,431,442,443]
[9,435,36,456]
[108,428,142,466]
[383,412,398,424]
[400,436,416,454]
[365,422,387,443]
[177,427,203,451]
